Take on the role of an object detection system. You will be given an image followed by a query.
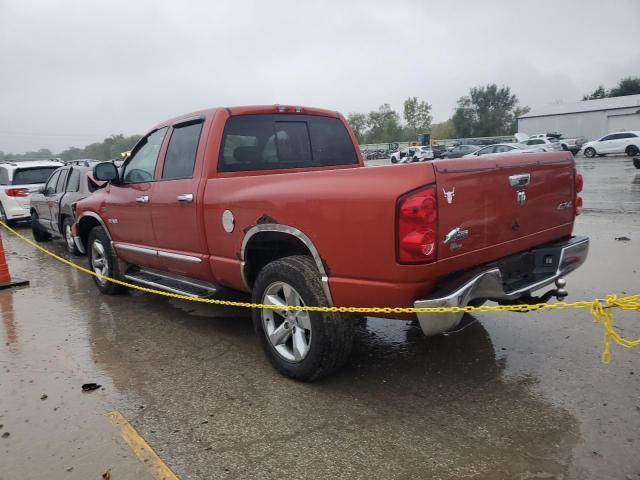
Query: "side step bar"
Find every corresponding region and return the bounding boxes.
[124,268,218,298]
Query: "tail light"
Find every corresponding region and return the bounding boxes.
[574,170,583,216]
[397,186,437,264]
[5,188,29,197]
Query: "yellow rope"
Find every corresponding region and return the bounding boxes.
[1,221,638,364]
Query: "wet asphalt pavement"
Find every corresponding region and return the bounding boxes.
[1,155,639,480]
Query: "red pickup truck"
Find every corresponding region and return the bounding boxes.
[73,105,589,380]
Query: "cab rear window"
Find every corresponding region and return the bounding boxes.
[12,167,60,185]
[218,114,358,172]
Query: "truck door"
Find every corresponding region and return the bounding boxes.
[39,170,61,231]
[104,127,168,268]
[150,119,211,280]
[49,167,69,234]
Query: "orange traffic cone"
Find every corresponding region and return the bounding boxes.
[0,230,29,289]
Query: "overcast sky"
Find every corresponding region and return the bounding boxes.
[1,0,639,154]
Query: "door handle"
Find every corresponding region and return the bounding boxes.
[509,174,530,188]
[135,195,149,204]
[176,193,193,203]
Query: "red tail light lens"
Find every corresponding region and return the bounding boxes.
[397,187,437,264]
[5,188,29,197]
[574,170,583,216]
[575,195,583,216]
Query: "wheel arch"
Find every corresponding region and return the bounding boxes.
[240,224,333,305]
[77,212,112,250]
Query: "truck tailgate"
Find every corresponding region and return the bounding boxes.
[434,152,576,261]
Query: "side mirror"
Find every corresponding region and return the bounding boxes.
[94,162,119,183]
[37,185,46,194]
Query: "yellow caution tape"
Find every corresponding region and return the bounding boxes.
[1,221,638,363]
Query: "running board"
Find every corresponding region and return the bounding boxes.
[124,268,218,298]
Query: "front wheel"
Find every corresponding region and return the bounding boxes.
[62,217,81,255]
[30,210,51,242]
[583,147,596,158]
[252,256,354,381]
[626,145,639,156]
[87,226,127,294]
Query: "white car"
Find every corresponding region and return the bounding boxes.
[400,146,434,163]
[518,137,563,152]
[462,143,543,158]
[581,131,640,158]
[0,160,64,226]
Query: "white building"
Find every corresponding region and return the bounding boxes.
[517,94,640,140]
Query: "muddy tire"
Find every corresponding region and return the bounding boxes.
[252,255,354,381]
[88,226,126,295]
[583,147,596,158]
[0,204,17,228]
[30,210,50,242]
[62,217,81,255]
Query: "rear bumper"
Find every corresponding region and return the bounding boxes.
[3,201,30,220]
[414,235,589,335]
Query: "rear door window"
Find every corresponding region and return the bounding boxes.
[162,121,204,180]
[0,167,8,185]
[55,168,69,193]
[66,168,81,192]
[218,114,358,172]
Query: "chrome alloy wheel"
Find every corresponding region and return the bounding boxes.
[90,240,109,286]
[64,223,75,251]
[261,281,312,362]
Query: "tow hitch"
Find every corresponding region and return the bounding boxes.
[498,278,568,309]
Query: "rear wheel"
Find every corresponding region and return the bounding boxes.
[583,147,596,158]
[62,217,81,255]
[88,226,126,294]
[30,210,51,242]
[626,145,639,156]
[252,255,354,381]
[0,204,17,228]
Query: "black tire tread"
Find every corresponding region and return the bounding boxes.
[31,211,51,242]
[88,226,127,295]
[252,255,354,381]
[62,217,81,255]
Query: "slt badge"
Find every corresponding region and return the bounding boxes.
[443,187,455,205]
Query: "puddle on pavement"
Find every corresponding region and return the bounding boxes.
[1,218,638,479]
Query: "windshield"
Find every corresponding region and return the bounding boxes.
[12,166,59,185]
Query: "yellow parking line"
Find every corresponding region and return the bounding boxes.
[109,411,180,480]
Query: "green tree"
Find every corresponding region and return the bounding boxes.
[431,119,456,140]
[58,134,141,161]
[582,85,608,100]
[346,112,367,143]
[609,76,640,97]
[452,84,525,137]
[365,104,402,143]
[403,97,433,138]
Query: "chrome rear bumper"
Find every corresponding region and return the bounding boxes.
[414,236,589,336]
